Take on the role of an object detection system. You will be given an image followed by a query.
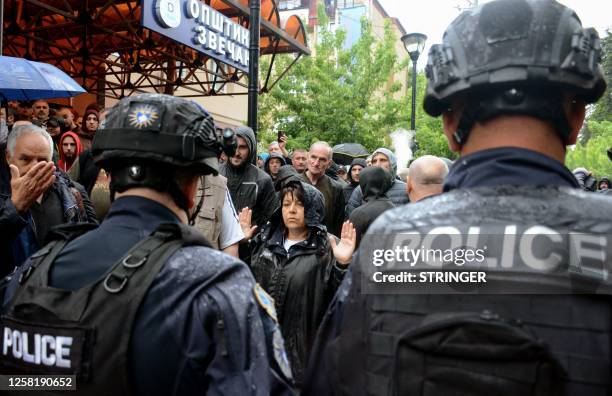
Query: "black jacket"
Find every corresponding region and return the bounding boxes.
[343,158,367,202]
[2,196,294,395]
[305,147,612,396]
[0,150,96,277]
[74,150,100,195]
[274,165,300,192]
[300,173,345,237]
[250,182,347,387]
[220,126,278,229]
[349,166,394,246]
[264,152,287,182]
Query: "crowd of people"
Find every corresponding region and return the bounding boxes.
[0,0,611,394]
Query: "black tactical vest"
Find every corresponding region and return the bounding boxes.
[1,222,210,395]
[329,186,612,396]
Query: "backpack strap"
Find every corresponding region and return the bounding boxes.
[19,223,98,286]
[102,223,191,294]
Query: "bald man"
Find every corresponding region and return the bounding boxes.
[406,155,449,202]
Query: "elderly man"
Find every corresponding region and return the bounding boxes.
[300,141,345,236]
[1,124,96,276]
[406,155,449,202]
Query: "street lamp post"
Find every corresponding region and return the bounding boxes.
[401,33,427,131]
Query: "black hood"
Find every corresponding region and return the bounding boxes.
[359,166,393,201]
[348,158,367,185]
[282,180,326,229]
[325,161,341,181]
[234,125,257,166]
[264,152,287,176]
[275,165,300,191]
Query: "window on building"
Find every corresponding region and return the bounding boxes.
[278,0,304,10]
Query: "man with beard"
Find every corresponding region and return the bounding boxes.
[56,106,79,132]
[220,125,278,231]
[343,158,366,202]
[32,100,50,128]
[57,132,83,172]
[76,108,100,151]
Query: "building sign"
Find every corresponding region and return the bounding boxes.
[142,0,250,72]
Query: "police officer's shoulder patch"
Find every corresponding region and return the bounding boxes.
[253,284,277,323]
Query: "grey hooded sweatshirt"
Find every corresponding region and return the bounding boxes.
[345,148,409,218]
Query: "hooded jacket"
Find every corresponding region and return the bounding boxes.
[343,158,367,202]
[76,108,99,151]
[257,152,270,168]
[300,171,346,237]
[250,181,347,387]
[220,126,278,229]
[325,161,345,184]
[349,167,395,246]
[345,148,409,217]
[57,131,84,172]
[264,152,287,181]
[274,165,300,191]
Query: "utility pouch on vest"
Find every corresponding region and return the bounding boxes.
[1,222,204,395]
[392,310,566,396]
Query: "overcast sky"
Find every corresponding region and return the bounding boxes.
[378,0,611,70]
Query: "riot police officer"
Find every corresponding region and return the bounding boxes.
[1,94,293,395]
[305,1,612,395]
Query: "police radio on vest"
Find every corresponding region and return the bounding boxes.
[3,326,73,368]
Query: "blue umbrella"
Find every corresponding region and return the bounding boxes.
[0,56,86,101]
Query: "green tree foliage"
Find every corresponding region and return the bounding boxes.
[411,73,456,159]
[589,30,611,123]
[259,6,453,159]
[566,30,611,176]
[258,5,457,160]
[566,120,612,178]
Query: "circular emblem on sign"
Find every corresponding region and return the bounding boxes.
[155,0,182,29]
[128,105,159,129]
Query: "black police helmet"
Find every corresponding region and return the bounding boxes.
[424,0,606,132]
[92,94,220,175]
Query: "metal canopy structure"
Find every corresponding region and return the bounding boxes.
[1,0,309,99]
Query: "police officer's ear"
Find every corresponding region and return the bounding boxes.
[176,170,201,210]
[442,102,464,153]
[564,96,586,146]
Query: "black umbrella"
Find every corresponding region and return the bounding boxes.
[332,143,369,166]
